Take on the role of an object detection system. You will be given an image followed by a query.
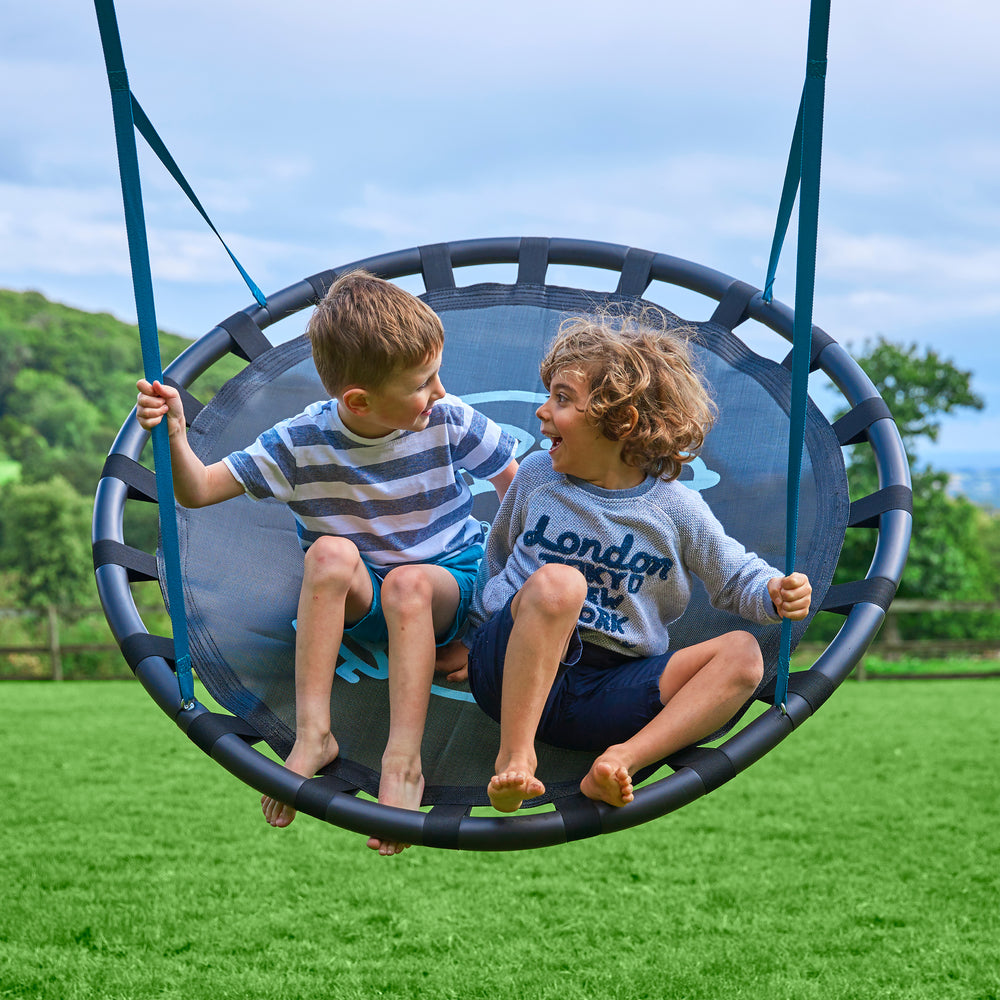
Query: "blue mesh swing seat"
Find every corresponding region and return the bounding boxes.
[93,236,912,851]
[91,0,911,850]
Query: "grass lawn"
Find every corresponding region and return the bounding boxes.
[2,676,998,1000]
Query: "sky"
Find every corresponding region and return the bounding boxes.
[2,0,998,470]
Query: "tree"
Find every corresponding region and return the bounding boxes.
[0,476,95,609]
[829,338,997,641]
[852,340,984,450]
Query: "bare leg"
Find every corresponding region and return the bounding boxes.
[581,630,764,806]
[366,564,460,856]
[262,536,373,828]
[488,564,588,813]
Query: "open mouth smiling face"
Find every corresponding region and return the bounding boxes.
[535,369,642,489]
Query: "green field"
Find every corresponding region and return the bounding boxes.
[2,677,998,1000]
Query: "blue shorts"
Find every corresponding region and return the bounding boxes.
[467,597,669,752]
[344,545,484,647]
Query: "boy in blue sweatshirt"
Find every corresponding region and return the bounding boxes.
[462,312,811,812]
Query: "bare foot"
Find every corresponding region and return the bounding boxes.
[488,770,545,813]
[580,756,634,807]
[261,730,339,828]
[434,639,469,683]
[367,757,425,857]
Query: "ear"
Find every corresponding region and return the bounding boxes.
[340,386,371,416]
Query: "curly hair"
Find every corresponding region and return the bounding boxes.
[539,309,717,481]
[307,269,444,396]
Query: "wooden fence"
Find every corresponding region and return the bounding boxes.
[852,598,999,681]
[867,599,999,656]
[1,599,998,681]
[0,606,159,681]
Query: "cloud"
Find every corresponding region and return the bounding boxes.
[335,153,782,254]
[3,0,999,466]
[925,412,1000,463]
[0,180,295,290]
[822,232,1000,287]
[0,183,129,278]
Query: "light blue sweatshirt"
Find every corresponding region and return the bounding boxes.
[469,451,782,657]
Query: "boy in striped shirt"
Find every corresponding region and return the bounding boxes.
[136,271,517,854]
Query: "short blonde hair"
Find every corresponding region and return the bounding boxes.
[307,270,444,396]
[540,309,717,481]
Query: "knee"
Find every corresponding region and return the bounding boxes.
[303,535,362,589]
[379,564,433,616]
[517,563,588,620]
[726,631,764,691]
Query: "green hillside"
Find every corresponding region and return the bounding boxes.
[0,288,239,494]
[0,288,243,612]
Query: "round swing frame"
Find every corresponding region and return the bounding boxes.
[93,236,911,851]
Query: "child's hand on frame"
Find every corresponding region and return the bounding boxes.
[768,572,812,621]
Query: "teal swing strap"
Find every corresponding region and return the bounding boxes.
[128,96,267,309]
[762,0,831,709]
[94,0,266,705]
[95,0,829,715]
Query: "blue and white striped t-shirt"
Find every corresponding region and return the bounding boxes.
[223,394,516,568]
